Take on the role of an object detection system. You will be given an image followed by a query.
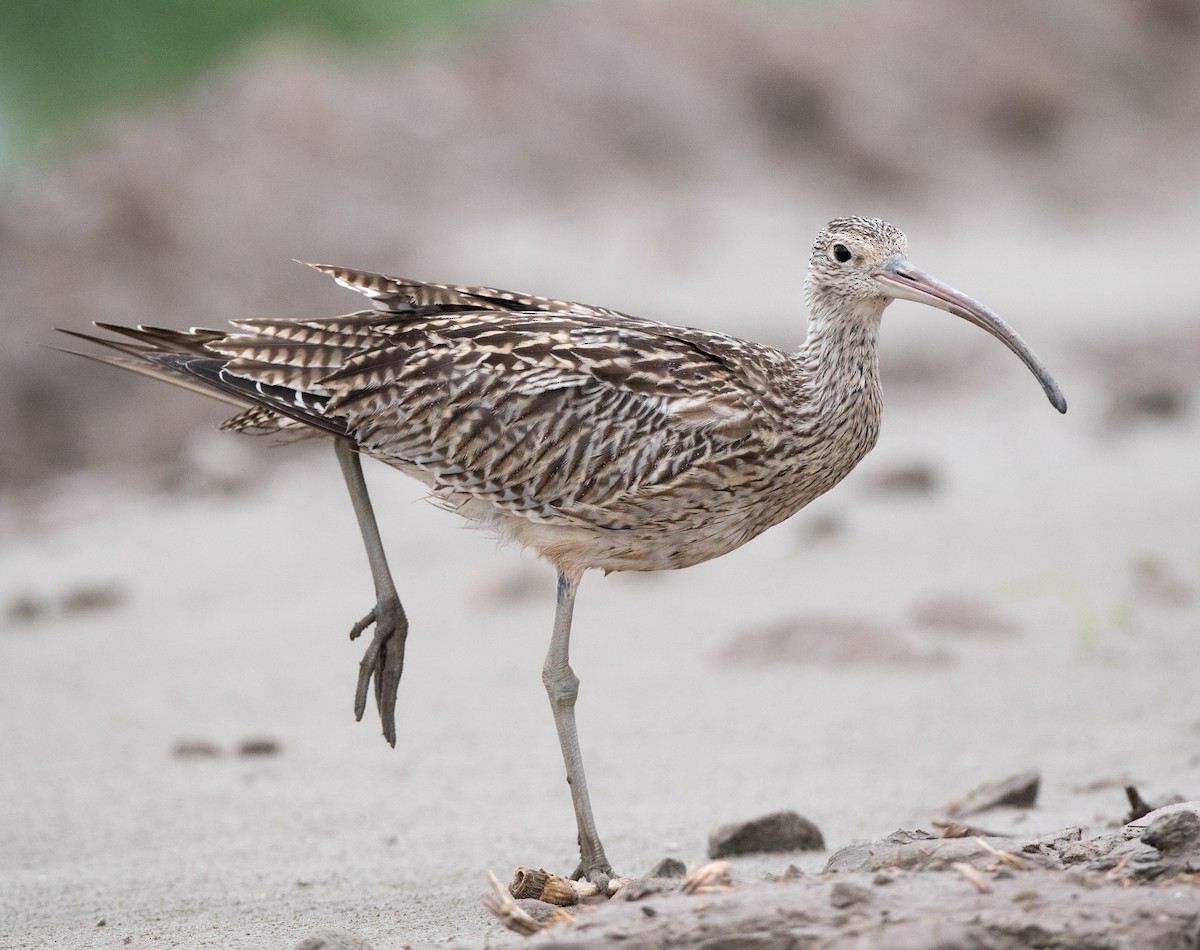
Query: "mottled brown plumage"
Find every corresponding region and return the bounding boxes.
[61,217,1065,887]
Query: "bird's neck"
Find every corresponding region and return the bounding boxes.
[798,293,886,405]
[791,292,887,460]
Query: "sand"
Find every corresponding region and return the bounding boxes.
[3,291,1199,946]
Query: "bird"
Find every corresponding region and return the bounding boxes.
[60,216,1066,889]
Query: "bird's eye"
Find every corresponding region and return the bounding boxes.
[832,244,852,263]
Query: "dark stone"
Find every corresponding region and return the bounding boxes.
[648,857,687,878]
[237,737,281,756]
[947,770,1040,817]
[1142,809,1200,856]
[708,811,824,859]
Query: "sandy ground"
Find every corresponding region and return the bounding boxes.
[2,4,1200,945]
[3,246,1199,946]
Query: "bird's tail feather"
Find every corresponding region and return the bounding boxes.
[52,333,250,409]
[54,325,349,438]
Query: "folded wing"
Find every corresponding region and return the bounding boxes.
[62,266,788,523]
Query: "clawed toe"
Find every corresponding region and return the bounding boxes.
[349,608,376,641]
[349,599,408,745]
[352,628,382,721]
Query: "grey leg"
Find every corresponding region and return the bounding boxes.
[335,437,408,747]
[543,570,612,889]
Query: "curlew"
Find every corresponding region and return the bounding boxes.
[61,216,1066,888]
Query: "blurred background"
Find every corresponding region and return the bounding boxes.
[2,2,1199,945]
[1,0,1198,486]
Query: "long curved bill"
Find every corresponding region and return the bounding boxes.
[875,255,1067,413]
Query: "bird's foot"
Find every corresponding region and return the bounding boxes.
[349,594,408,746]
[570,860,612,895]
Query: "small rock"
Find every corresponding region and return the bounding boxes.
[1141,809,1200,856]
[828,881,870,908]
[238,738,280,756]
[648,857,687,878]
[61,583,126,615]
[172,740,222,758]
[771,864,805,882]
[708,811,824,858]
[947,770,1040,817]
[4,593,49,625]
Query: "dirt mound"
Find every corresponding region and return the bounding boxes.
[311,808,1200,949]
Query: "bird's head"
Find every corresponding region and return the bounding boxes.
[807,216,1067,413]
[807,216,909,301]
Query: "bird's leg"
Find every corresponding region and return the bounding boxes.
[334,437,408,747]
[543,570,612,890]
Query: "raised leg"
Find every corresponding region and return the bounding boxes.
[334,437,408,747]
[543,570,612,889]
